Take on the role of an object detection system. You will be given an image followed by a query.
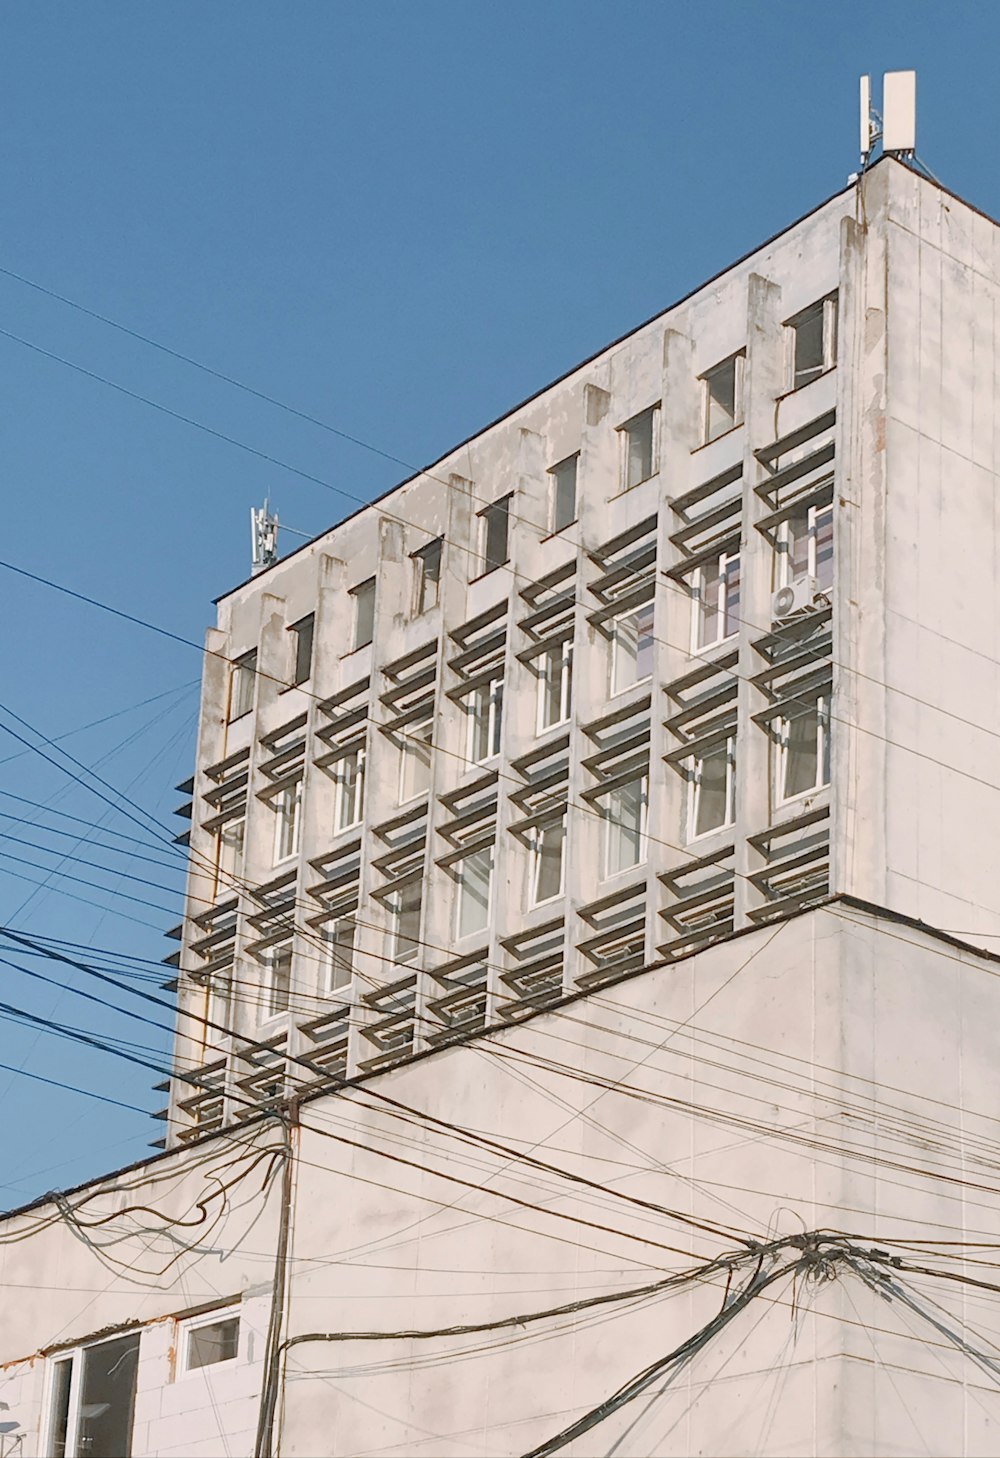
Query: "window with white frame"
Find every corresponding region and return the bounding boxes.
[229,650,257,722]
[788,295,838,390]
[693,550,741,650]
[457,846,493,938]
[216,818,245,894]
[208,972,234,1035]
[335,746,366,831]
[479,496,511,574]
[352,577,377,650]
[600,776,648,878]
[531,814,566,904]
[611,603,655,694]
[778,501,834,593]
[179,1309,241,1374]
[47,1331,140,1458]
[324,916,356,992]
[702,352,745,444]
[391,880,422,964]
[777,697,831,803]
[289,614,315,687]
[265,944,292,1019]
[272,782,302,864]
[619,405,659,490]
[549,454,578,533]
[688,737,736,840]
[398,717,433,803]
[466,677,503,764]
[537,640,573,732]
[413,537,443,615]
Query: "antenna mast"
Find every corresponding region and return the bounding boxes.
[860,70,916,169]
[251,499,279,576]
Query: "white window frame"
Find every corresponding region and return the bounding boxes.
[391,880,423,964]
[335,745,366,831]
[43,1330,141,1458]
[177,1307,242,1379]
[324,916,356,994]
[536,640,573,734]
[787,294,838,391]
[229,650,257,722]
[352,578,376,650]
[208,971,234,1036]
[618,405,660,491]
[478,496,512,575]
[692,550,741,652]
[216,817,245,895]
[456,846,494,940]
[398,718,434,804]
[548,454,579,533]
[686,737,737,842]
[600,775,649,880]
[701,352,745,444]
[413,537,443,615]
[263,945,292,1022]
[610,602,655,696]
[778,502,834,591]
[465,677,504,765]
[530,814,567,905]
[776,695,831,805]
[272,781,302,866]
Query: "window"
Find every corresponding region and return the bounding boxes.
[549,455,578,533]
[620,406,659,490]
[216,818,245,893]
[788,295,838,390]
[352,578,376,650]
[391,881,422,964]
[265,945,292,1019]
[779,502,834,593]
[688,738,736,840]
[702,353,745,444]
[209,973,234,1035]
[601,776,648,878]
[272,782,302,864]
[466,678,504,764]
[611,603,655,694]
[693,551,741,650]
[399,718,433,802]
[288,615,314,686]
[531,815,566,904]
[413,537,443,614]
[181,1312,240,1373]
[229,650,257,722]
[457,847,493,938]
[47,1332,140,1458]
[777,697,831,803]
[335,746,366,830]
[479,496,511,574]
[324,917,356,992]
[537,641,573,732]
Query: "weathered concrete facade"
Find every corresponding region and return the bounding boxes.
[4,158,1000,1456]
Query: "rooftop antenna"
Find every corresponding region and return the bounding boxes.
[250,499,279,576]
[859,70,916,169]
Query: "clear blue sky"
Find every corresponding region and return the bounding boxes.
[0,2,993,1206]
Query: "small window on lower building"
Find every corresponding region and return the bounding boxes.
[47,1332,140,1458]
[549,455,578,533]
[181,1310,241,1373]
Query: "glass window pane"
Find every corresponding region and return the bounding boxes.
[723,555,741,639]
[783,707,819,799]
[793,304,825,387]
[604,778,645,876]
[230,651,257,721]
[694,743,730,837]
[697,559,721,648]
[49,1357,73,1458]
[624,409,655,489]
[394,882,422,963]
[534,817,566,903]
[415,539,442,614]
[79,1334,140,1458]
[337,749,365,830]
[612,606,653,693]
[327,918,356,992]
[551,456,577,532]
[814,508,834,591]
[705,358,737,442]
[458,849,493,938]
[786,511,811,582]
[353,579,376,648]
[268,947,292,1016]
[186,1316,239,1370]
[482,499,510,572]
[273,783,301,863]
[539,644,571,730]
[400,720,433,802]
[291,616,314,685]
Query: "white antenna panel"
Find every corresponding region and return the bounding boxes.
[859,75,871,156]
[882,70,916,153]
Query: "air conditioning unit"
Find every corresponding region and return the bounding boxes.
[771,575,819,621]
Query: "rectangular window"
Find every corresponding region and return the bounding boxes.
[209,973,234,1035]
[324,917,356,992]
[413,537,443,615]
[778,697,831,802]
[183,1313,240,1373]
[479,496,511,574]
[702,353,745,444]
[620,406,659,490]
[335,747,366,831]
[549,455,578,533]
[789,295,838,390]
[289,615,315,687]
[780,502,834,593]
[216,818,245,893]
[229,650,257,722]
[399,718,433,803]
[466,678,504,764]
[611,603,655,694]
[352,578,376,650]
[601,776,648,878]
[266,945,292,1018]
[457,846,493,939]
[693,551,741,650]
[47,1332,140,1458]
[537,641,573,732]
[272,781,302,864]
[688,738,736,840]
[531,815,566,904]
[392,881,423,964]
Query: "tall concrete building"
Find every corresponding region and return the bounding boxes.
[3,156,1000,1458]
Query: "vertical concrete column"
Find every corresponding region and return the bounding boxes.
[734,273,784,924]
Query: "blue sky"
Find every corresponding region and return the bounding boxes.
[0,1,994,1204]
